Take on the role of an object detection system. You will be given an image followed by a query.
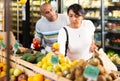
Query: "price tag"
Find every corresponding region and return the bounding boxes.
[14,41,19,50]
[83,65,100,80]
[0,41,5,48]
[51,55,59,65]
[13,41,19,54]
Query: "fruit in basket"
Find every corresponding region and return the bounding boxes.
[88,58,100,66]
[28,76,33,81]
[17,73,28,81]
[47,65,54,72]
[10,68,15,75]
[97,75,106,81]
[97,65,105,75]
[109,72,118,80]
[13,68,22,77]
[26,55,36,63]
[10,75,16,81]
[33,74,44,81]
[21,53,32,60]
[105,74,113,81]
[62,70,70,77]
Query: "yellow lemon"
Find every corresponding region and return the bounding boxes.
[37,61,43,68]
[54,65,61,72]
[42,63,48,70]
[71,60,79,66]
[41,57,47,63]
[59,54,64,58]
[56,71,62,76]
[52,42,59,49]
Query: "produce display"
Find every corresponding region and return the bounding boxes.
[0,34,120,81]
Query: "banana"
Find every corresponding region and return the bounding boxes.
[17,0,27,5]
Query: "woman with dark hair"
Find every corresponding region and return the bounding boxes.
[58,4,97,61]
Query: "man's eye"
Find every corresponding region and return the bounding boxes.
[45,11,49,14]
[50,9,53,11]
[69,15,73,17]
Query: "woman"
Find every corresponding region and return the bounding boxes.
[58,4,97,61]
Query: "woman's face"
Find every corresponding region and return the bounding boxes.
[68,10,83,26]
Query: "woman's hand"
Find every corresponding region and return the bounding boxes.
[90,43,98,53]
[51,42,60,55]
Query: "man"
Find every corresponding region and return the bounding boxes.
[32,3,69,52]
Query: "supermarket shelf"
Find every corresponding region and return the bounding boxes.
[105,45,120,50]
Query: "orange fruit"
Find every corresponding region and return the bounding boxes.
[33,74,44,81]
[28,76,33,81]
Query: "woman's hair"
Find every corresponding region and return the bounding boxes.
[67,4,85,16]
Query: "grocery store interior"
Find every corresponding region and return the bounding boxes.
[0,0,120,81]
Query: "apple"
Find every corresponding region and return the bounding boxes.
[17,73,28,81]
[13,68,22,77]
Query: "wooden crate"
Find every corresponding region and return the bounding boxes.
[0,51,71,81]
[0,50,120,81]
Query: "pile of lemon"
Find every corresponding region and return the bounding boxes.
[37,51,79,76]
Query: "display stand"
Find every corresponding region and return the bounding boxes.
[0,51,71,81]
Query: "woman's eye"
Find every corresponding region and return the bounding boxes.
[75,15,79,18]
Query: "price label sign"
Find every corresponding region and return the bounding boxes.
[13,41,19,54]
[83,65,100,80]
[51,55,59,65]
[0,41,5,48]
[14,41,19,50]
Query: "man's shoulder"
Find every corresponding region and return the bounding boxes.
[36,16,47,23]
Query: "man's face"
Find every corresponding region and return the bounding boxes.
[41,4,56,21]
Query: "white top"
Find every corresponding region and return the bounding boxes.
[35,14,69,52]
[58,20,95,61]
